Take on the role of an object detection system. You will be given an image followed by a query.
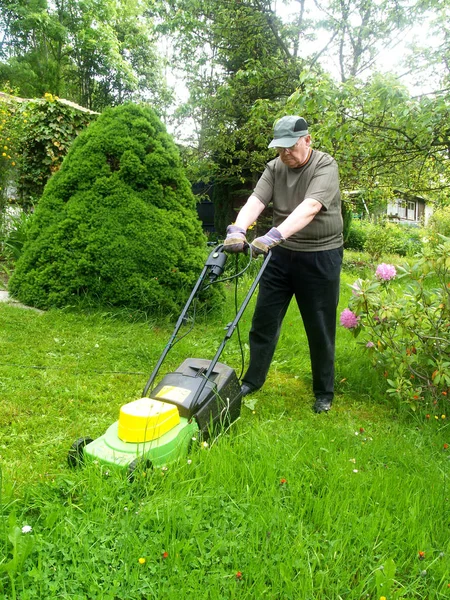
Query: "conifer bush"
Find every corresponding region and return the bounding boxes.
[9,103,208,312]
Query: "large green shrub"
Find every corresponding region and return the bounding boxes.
[9,103,208,312]
[1,92,94,210]
[345,219,423,258]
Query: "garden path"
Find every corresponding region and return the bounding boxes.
[0,289,43,312]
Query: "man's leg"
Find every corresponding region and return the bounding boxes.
[242,247,293,391]
[292,247,343,403]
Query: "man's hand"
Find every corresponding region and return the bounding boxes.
[250,227,285,256]
[223,225,247,253]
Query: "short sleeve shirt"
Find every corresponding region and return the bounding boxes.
[253,150,343,251]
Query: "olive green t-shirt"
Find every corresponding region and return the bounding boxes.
[253,150,343,251]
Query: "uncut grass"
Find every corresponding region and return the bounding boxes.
[1,254,449,598]
[2,418,449,599]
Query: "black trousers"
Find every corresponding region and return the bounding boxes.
[242,245,343,400]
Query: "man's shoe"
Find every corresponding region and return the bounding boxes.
[240,383,258,397]
[313,397,332,413]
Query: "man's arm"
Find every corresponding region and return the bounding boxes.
[234,195,266,229]
[276,198,322,239]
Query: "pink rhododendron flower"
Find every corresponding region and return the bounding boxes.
[376,263,396,281]
[340,308,359,329]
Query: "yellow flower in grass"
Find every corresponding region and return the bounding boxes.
[138,557,146,565]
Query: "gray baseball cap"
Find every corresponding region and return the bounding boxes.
[268,116,309,148]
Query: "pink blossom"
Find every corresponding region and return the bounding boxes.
[366,341,375,348]
[376,263,396,281]
[340,308,359,329]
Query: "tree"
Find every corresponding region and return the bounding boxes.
[8,103,208,312]
[0,0,170,111]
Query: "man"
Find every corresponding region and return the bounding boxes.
[224,115,343,413]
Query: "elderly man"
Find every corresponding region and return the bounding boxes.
[224,116,343,413]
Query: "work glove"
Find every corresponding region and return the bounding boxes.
[223,225,247,253]
[250,227,285,256]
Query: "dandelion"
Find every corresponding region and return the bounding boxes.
[21,525,32,534]
[380,596,387,600]
[138,557,146,565]
[376,263,397,281]
[340,308,359,329]
[442,415,446,420]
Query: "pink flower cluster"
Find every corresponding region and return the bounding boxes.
[340,308,359,329]
[376,263,397,281]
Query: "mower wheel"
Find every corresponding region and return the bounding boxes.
[128,457,153,482]
[67,437,93,468]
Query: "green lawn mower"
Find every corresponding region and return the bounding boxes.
[68,245,271,478]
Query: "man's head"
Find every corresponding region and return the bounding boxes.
[268,116,309,149]
[268,116,311,168]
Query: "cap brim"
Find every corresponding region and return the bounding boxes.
[268,131,308,148]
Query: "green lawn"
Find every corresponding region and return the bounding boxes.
[0,254,449,599]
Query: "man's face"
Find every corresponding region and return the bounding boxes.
[277,135,311,167]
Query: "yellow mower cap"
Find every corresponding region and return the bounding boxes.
[118,398,180,443]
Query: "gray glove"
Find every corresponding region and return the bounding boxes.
[223,225,247,253]
[250,227,285,256]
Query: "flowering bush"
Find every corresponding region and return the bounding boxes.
[341,235,450,410]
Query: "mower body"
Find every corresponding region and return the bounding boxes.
[80,359,241,471]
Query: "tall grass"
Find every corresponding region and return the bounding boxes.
[0,254,449,599]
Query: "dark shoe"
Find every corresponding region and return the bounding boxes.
[240,383,258,397]
[313,397,332,413]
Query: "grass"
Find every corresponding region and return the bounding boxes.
[0,251,449,599]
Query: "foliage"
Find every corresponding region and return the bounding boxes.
[0,0,170,112]
[427,204,450,240]
[344,219,368,251]
[341,237,450,411]
[0,93,95,210]
[362,221,424,261]
[8,103,208,312]
[0,208,34,262]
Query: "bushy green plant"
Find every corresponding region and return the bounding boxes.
[427,205,450,240]
[1,93,94,210]
[9,103,208,313]
[340,236,450,412]
[344,219,369,251]
[0,209,34,261]
[363,221,423,260]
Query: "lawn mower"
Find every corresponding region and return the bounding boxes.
[68,244,271,477]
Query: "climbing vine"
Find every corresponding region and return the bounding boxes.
[0,92,96,211]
